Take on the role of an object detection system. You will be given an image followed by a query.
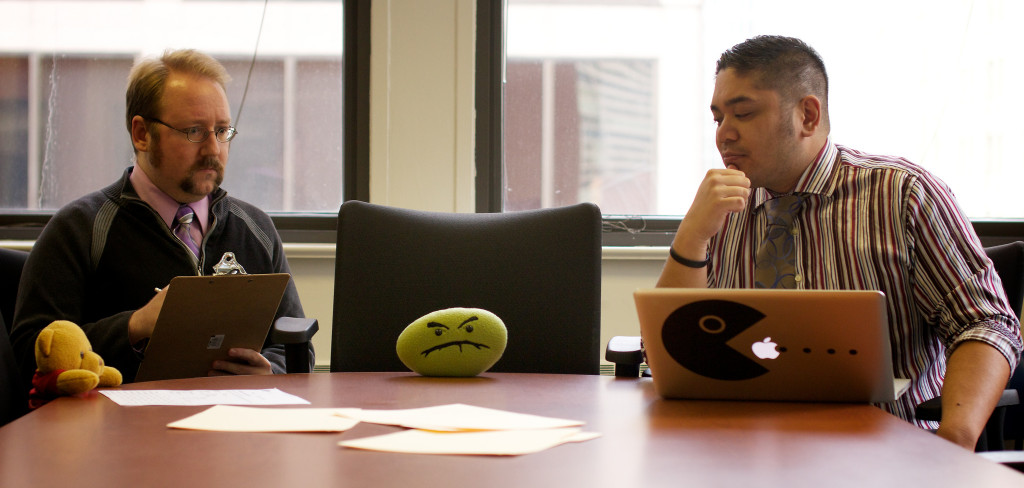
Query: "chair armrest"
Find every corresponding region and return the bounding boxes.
[271,317,319,374]
[916,389,1020,451]
[605,335,644,377]
[978,450,1024,472]
[917,389,1020,421]
[271,317,319,344]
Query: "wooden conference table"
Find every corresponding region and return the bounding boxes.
[1,372,1022,488]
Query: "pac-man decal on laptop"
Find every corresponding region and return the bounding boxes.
[661,300,769,381]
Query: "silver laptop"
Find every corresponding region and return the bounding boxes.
[135,273,290,382]
[635,288,902,403]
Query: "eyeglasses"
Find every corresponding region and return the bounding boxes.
[144,116,238,143]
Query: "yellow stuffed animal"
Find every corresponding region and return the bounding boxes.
[29,320,122,409]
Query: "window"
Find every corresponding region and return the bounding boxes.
[501,0,1024,221]
[505,59,657,213]
[0,0,345,214]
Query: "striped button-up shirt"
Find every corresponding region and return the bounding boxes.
[707,139,1023,425]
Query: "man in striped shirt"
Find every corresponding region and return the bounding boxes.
[657,35,1022,450]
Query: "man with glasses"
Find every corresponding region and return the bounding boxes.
[11,49,313,385]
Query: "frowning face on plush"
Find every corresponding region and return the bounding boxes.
[396,308,508,377]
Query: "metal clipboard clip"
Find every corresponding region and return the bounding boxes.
[211,252,248,275]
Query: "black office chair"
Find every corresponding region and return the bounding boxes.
[1,313,28,427]
[0,247,30,426]
[0,247,28,335]
[915,241,1024,452]
[331,200,602,374]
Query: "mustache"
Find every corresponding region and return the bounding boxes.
[192,157,223,173]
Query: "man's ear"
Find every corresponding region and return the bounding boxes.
[798,95,823,136]
[130,115,151,153]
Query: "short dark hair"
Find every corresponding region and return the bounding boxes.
[716,35,829,128]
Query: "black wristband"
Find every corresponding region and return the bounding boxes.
[669,247,709,268]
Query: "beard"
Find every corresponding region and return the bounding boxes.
[180,156,225,196]
[150,135,225,197]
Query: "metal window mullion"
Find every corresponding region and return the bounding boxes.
[27,53,40,210]
[282,56,297,212]
[540,59,556,209]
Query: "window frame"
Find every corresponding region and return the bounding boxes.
[3,1,1024,248]
[0,0,367,245]
[478,0,1024,247]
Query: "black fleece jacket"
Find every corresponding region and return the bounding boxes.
[11,168,311,383]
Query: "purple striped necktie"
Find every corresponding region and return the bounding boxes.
[173,204,201,258]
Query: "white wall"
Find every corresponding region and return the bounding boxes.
[368,0,476,213]
[292,0,666,368]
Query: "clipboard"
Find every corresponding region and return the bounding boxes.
[135,273,290,382]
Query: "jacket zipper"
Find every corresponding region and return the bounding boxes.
[123,192,225,276]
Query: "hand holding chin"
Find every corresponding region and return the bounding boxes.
[677,168,751,249]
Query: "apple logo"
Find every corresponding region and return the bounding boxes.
[751,337,781,360]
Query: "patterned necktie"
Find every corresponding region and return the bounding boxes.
[173,204,201,258]
[754,194,804,289]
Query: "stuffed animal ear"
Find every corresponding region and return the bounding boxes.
[36,328,55,358]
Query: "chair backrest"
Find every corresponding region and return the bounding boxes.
[0,314,28,426]
[0,248,29,334]
[985,241,1024,448]
[0,247,30,426]
[987,242,1024,320]
[331,201,602,374]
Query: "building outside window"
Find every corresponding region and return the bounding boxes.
[0,0,344,213]
[504,0,1024,221]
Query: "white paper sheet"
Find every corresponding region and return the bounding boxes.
[339,427,601,456]
[100,388,310,406]
[167,405,359,432]
[161,402,601,455]
[336,403,584,431]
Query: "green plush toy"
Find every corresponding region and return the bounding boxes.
[396,308,508,377]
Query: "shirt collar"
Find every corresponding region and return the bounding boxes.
[751,138,839,210]
[129,164,210,233]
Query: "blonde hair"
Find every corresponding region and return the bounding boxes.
[124,49,231,134]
